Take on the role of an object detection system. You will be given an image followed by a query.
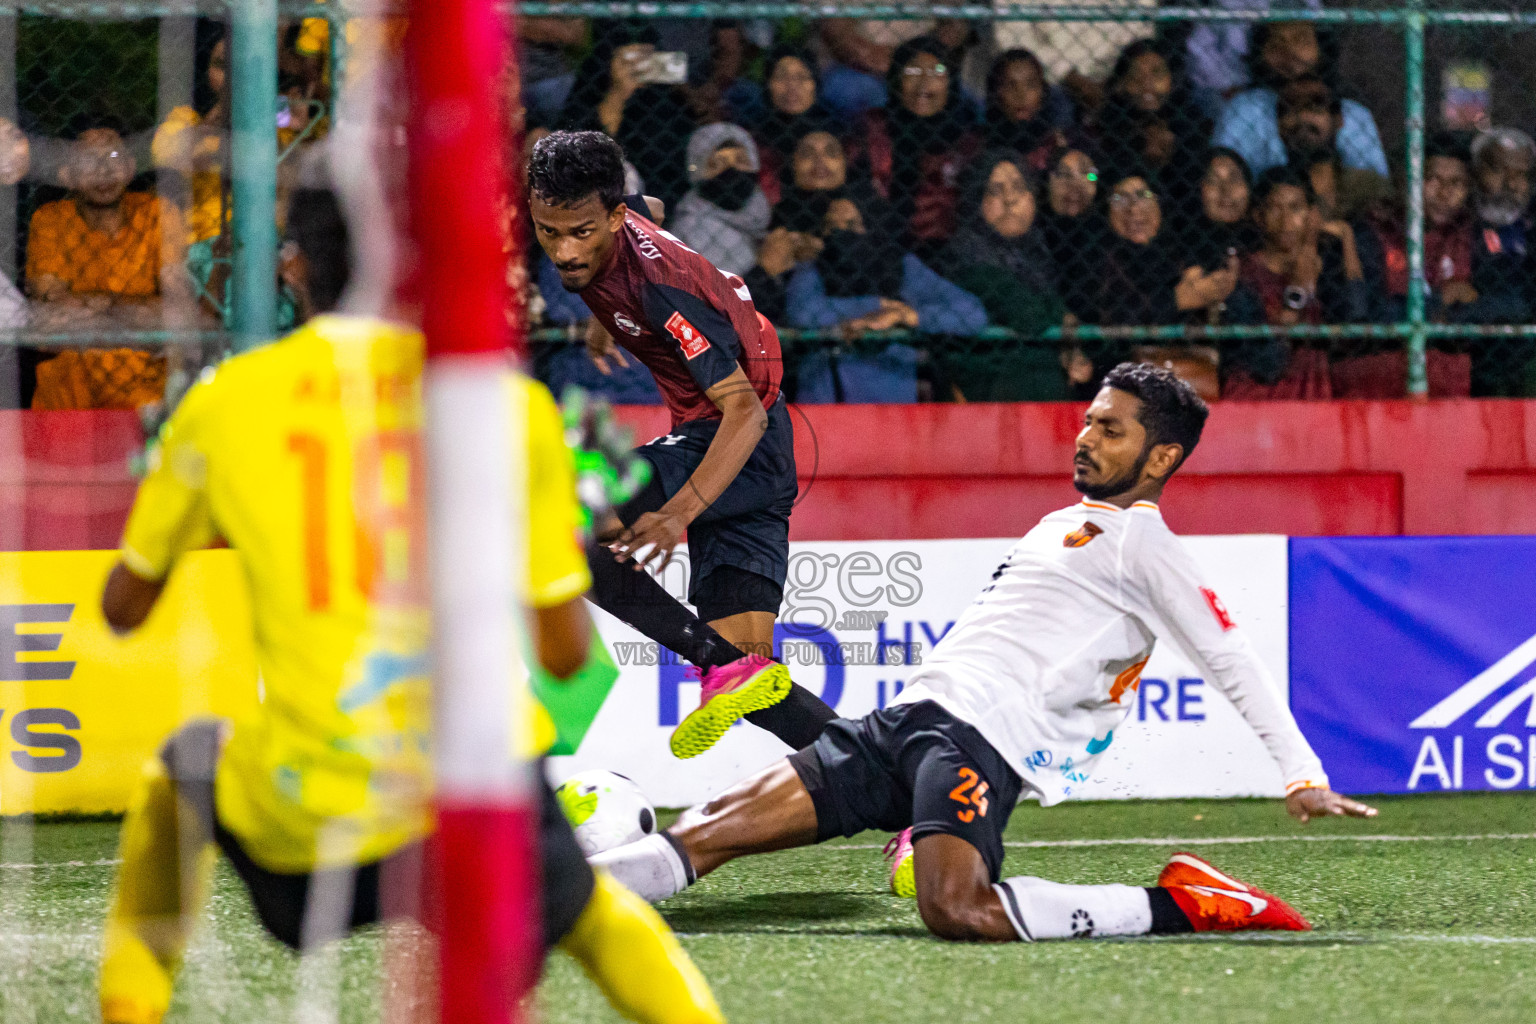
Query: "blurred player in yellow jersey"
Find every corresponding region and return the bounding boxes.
[96,186,723,1024]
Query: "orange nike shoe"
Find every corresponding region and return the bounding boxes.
[1157,852,1311,932]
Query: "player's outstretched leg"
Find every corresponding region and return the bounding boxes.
[589,759,819,901]
[905,838,1309,942]
[909,833,1193,942]
[558,871,725,1024]
[99,757,215,1024]
[1154,852,1311,932]
[670,654,791,759]
[583,540,835,755]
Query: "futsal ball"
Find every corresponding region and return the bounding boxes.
[556,770,657,856]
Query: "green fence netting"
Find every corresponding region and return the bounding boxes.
[4,2,1536,410]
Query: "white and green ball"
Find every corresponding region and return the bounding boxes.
[555,770,657,856]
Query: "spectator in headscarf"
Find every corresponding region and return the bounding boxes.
[751,44,836,205]
[786,190,988,402]
[1088,167,1236,330]
[940,150,1070,400]
[864,35,983,261]
[1038,143,1105,321]
[980,48,1076,162]
[1213,20,1387,179]
[1094,40,1206,211]
[559,20,659,136]
[1180,147,1261,270]
[749,126,869,321]
[816,10,972,119]
[672,123,771,278]
[770,127,863,233]
[562,20,696,208]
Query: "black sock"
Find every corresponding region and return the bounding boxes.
[1145,887,1195,934]
[584,541,838,749]
[660,829,696,884]
[743,684,838,750]
[584,541,745,669]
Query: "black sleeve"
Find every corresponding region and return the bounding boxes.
[640,281,745,395]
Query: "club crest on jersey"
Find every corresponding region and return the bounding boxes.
[612,313,642,337]
[1063,522,1103,548]
[1201,587,1236,631]
[666,311,711,359]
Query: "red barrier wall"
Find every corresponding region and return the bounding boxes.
[1,410,143,552]
[5,402,1535,551]
[616,400,1536,540]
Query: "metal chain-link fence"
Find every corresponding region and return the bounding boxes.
[4,3,1535,410]
[517,2,1536,405]
[0,1,333,413]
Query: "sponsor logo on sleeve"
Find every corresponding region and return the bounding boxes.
[665,311,711,360]
[1108,656,1149,704]
[1201,587,1236,631]
[1063,522,1103,548]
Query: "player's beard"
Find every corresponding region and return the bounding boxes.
[1073,446,1150,501]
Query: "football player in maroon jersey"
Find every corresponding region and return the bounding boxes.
[529,130,836,759]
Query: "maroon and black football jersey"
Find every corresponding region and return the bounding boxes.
[577,196,783,427]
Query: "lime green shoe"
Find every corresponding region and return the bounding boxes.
[885,828,916,898]
[669,655,791,759]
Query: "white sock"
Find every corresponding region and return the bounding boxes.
[588,832,694,903]
[992,877,1153,941]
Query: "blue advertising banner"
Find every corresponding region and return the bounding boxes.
[1290,537,1536,795]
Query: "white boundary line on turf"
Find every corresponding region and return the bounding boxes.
[837,832,1536,850]
[1387,934,1536,944]
[664,930,1536,945]
[1209,932,1536,946]
[5,831,1536,868]
[0,858,122,869]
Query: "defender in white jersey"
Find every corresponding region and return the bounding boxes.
[593,364,1377,944]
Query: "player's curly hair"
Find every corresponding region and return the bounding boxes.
[528,130,626,211]
[1102,362,1209,471]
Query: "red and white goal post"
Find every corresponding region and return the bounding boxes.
[406,1,537,1022]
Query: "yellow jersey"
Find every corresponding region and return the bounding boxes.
[121,314,589,872]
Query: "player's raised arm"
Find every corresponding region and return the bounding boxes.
[101,564,168,634]
[611,363,767,572]
[608,277,770,571]
[102,377,221,634]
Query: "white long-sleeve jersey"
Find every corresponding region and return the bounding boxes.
[892,499,1327,805]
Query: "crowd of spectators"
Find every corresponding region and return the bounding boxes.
[523,14,1536,405]
[4,11,1535,412]
[1,18,323,411]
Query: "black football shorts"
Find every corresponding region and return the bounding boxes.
[787,700,1023,882]
[159,721,593,951]
[620,397,796,619]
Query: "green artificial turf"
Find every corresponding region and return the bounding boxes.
[3,794,1534,1023]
